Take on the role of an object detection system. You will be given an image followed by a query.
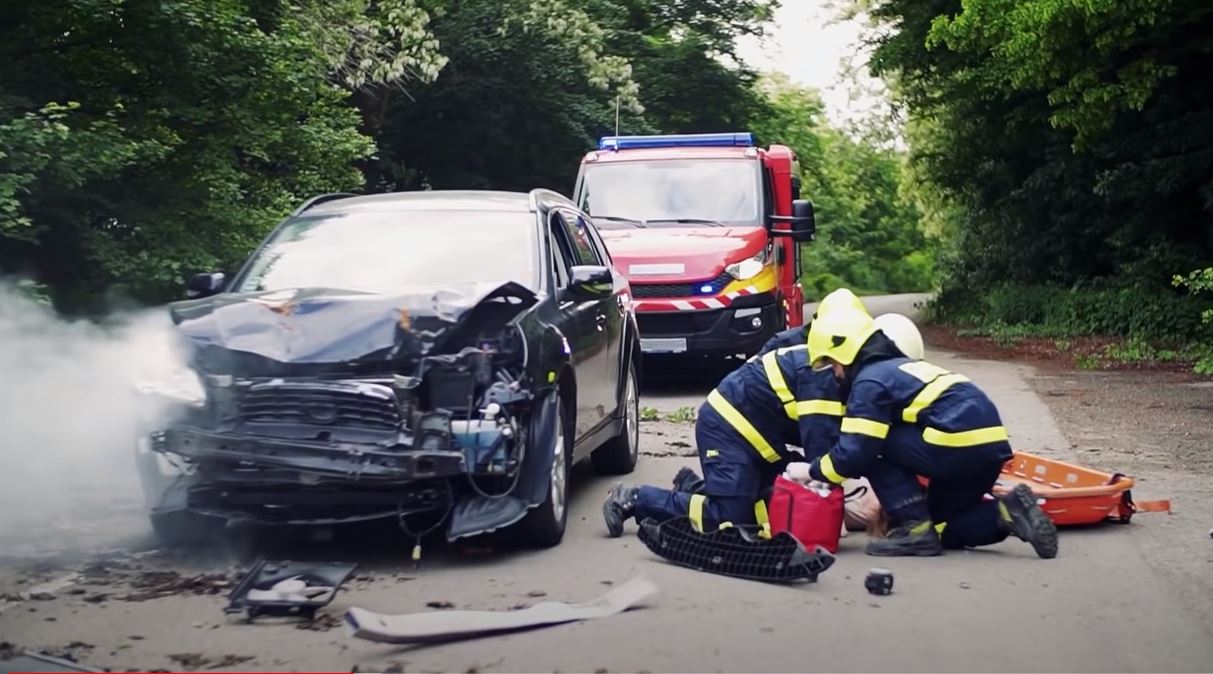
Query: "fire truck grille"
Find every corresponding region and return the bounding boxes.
[631,271,733,299]
[637,312,721,335]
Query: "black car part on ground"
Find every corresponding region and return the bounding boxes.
[147,281,569,542]
[636,516,836,583]
[224,560,357,620]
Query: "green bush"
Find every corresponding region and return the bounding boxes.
[926,275,1213,372]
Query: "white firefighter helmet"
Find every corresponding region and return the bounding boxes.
[874,312,924,360]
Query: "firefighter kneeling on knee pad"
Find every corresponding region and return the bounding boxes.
[602,291,925,539]
[791,289,1059,559]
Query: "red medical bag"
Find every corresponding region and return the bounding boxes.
[768,475,845,553]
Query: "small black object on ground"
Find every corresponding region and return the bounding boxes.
[865,568,894,595]
[224,560,357,621]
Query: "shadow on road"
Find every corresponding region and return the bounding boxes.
[637,354,738,398]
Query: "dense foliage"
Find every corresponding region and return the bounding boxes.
[754,75,933,296]
[864,0,1213,369]
[1,0,931,314]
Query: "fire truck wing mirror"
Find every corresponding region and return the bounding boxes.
[771,199,816,243]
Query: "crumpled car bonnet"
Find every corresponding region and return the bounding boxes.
[168,281,537,366]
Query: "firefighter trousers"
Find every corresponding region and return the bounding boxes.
[633,404,780,533]
[865,424,1011,549]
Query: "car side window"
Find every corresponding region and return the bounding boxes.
[580,213,613,266]
[557,209,601,266]
[548,212,575,288]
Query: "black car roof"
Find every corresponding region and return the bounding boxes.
[303,189,575,217]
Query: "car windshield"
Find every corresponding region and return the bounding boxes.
[577,158,763,227]
[232,209,539,294]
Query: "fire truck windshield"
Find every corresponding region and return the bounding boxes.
[578,158,762,227]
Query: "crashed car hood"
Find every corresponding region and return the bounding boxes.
[169,282,537,365]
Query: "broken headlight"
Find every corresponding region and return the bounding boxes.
[135,365,207,408]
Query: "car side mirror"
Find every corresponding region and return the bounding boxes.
[185,272,226,299]
[771,199,816,243]
[563,265,613,300]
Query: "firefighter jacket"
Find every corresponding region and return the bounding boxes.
[808,357,1013,485]
[707,344,844,466]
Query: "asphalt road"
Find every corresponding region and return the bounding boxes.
[3,293,1212,673]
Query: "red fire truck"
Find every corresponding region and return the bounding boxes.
[572,132,816,358]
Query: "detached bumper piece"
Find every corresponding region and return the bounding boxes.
[224,560,357,621]
[636,516,836,584]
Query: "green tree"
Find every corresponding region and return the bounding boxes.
[752,74,933,296]
[0,0,441,311]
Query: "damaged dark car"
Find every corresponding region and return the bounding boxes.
[134,189,642,548]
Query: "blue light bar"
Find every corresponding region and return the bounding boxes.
[598,132,755,151]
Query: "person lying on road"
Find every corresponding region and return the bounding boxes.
[791,289,1059,559]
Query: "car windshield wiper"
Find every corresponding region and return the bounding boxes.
[592,215,647,228]
[644,218,728,227]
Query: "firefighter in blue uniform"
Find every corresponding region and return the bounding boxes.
[601,340,842,537]
[797,289,1059,558]
[601,293,923,537]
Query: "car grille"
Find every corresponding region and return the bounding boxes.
[237,381,402,431]
[631,271,732,298]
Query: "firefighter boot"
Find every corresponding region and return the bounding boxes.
[865,520,944,557]
[999,483,1059,559]
[672,466,705,493]
[603,482,640,538]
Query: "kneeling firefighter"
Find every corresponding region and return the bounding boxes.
[603,294,923,538]
[797,290,1059,558]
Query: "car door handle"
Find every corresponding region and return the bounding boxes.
[595,312,607,330]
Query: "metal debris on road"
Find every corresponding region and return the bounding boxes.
[224,560,356,621]
[344,575,658,644]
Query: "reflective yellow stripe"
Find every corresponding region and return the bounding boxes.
[796,399,844,417]
[818,454,846,484]
[761,351,797,419]
[841,417,890,439]
[934,522,948,534]
[705,449,720,458]
[902,374,970,423]
[754,500,771,539]
[689,494,706,532]
[899,360,951,383]
[923,425,1009,447]
[707,390,781,463]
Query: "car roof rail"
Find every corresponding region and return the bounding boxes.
[291,192,358,216]
[529,188,573,211]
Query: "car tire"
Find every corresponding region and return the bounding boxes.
[149,510,225,548]
[515,391,572,548]
[591,360,639,475]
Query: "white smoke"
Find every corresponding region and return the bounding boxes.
[0,279,191,557]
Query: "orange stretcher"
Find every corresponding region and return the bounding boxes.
[918,451,1171,527]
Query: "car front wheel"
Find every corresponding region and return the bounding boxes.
[515,391,571,548]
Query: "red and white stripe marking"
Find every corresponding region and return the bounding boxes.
[633,285,760,312]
